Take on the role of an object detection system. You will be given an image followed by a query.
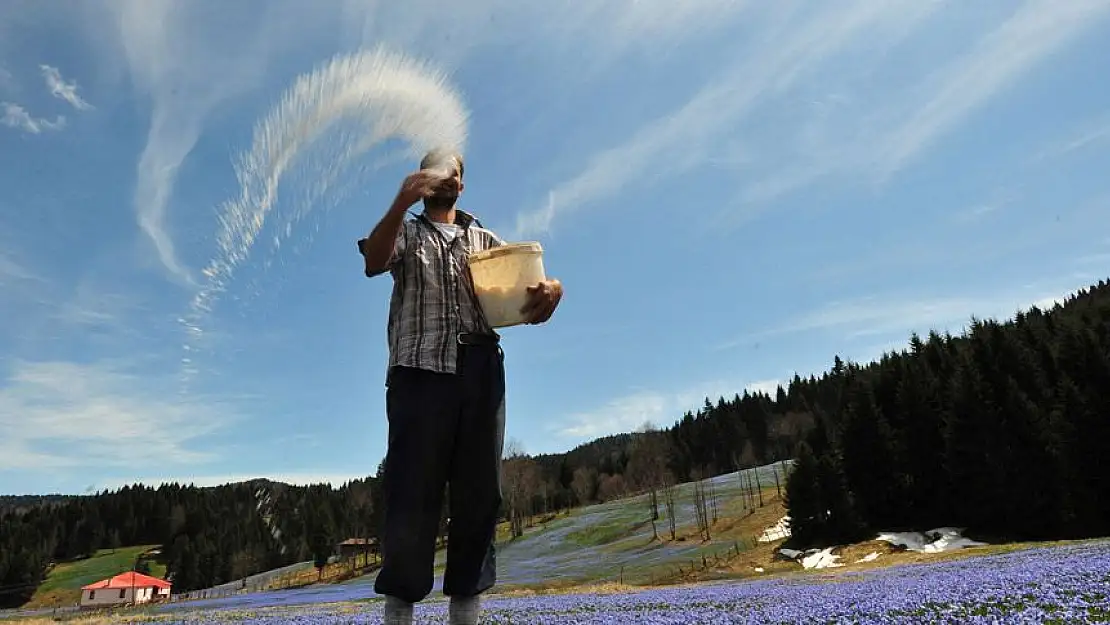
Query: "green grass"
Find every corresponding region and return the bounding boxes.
[567,518,652,547]
[25,545,164,608]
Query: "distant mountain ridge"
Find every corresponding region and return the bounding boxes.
[0,494,73,513]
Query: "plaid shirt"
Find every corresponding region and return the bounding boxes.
[365,209,505,375]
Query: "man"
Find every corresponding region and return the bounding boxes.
[358,149,563,625]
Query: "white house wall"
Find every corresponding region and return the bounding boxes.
[80,586,157,607]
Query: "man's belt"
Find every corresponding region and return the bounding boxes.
[456,332,500,346]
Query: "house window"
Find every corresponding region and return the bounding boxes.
[119,589,126,599]
[89,591,95,600]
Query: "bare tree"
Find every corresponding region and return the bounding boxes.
[537,479,550,516]
[596,473,627,502]
[755,466,764,507]
[691,469,711,542]
[732,453,749,514]
[661,471,678,541]
[707,476,719,524]
[571,467,597,505]
[625,422,673,540]
[502,439,540,539]
[739,439,758,467]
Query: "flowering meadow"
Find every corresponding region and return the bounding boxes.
[127,539,1110,624]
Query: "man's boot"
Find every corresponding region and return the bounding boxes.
[383,595,413,625]
[449,595,480,625]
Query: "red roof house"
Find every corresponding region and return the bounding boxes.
[80,572,171,608]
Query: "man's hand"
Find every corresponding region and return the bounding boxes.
[521,279,563,324]
[395,170,458,208]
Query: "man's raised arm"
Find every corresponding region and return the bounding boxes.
[359,199,409,277]
[359,170,443,277]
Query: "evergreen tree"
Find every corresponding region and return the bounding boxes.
[839,383,903,530]
[783,442,824,547]
[816,451,866,545]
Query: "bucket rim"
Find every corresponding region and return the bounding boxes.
[468,241,543,263]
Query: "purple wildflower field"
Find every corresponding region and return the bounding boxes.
[136,540,1110,624]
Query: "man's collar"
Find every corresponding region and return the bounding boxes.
[415,207,476,229]
[453,209,476,228]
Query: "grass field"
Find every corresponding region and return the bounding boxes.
[24,546,164,609]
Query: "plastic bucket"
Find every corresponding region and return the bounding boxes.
[468,242,546,328]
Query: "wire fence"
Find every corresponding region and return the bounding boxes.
[168,559,314,602]
[166,551,386,604]
[642,536,764,586]
[611,463,795,588]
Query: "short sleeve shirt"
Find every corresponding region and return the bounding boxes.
[366,209,505,375]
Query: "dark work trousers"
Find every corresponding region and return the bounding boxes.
[373,343,506,604]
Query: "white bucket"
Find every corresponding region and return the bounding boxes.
[468,242,546,328]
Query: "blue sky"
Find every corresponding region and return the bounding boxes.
[2,0,1109,496]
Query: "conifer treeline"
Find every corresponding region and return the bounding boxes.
[784,279,1110,549]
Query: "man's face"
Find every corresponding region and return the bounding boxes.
[423,156,463,207]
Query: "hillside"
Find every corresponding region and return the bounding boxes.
[126,461,1041,617]
[21,545,165,609]
[489,464,792,590]
[118,465,793,615]
[3,276,1108,609]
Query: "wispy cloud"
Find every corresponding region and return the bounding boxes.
[875,0,1110,181]
[1032,111,1110,163]
[66,0,767,283]
[555,392,667,439]
[0,250,38,286]
[732,0,1110,211]
[46,281,151,342]
[513,0,939,237]
[718,281,1084,352]
[0,241,166,351]
[766,295,993,340]
[0,66,92,134]
[955,203,1003,222]
[340,0,753,72]
[952,188,1019,223]
[0,360,240,472]
[40,64,92,110]
[551,376,784,441]
[107,0,282,285]
[1,101,64,133]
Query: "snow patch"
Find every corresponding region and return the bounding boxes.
[759,516,791,543]
[876,527,988,553]
[800,547,843,569]
[855,552,880,563]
